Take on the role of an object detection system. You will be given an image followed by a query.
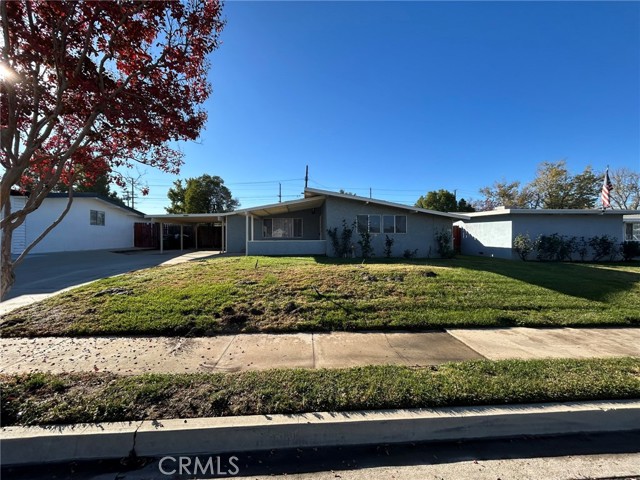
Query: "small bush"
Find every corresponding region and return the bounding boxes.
[535,234,576,262]
[621,241,640,261]
[327,219,355,257]
[357,229,373,259]
[403,249,418,259]
[588,235,618,262]
[434,229,455,259]
[513,234,533,261]
[384,235,395,258]
[575,237,589,262]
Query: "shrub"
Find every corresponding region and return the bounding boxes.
[588,235,618,262]
[535,234,576,262]
[384,235,394,258]
[358,229,373,259]
[327,219,355,257]
[621,241,640,261]
[575,237,589,262]
[434,229,455,259]
[403,249,418,259]
[513,234,533,261]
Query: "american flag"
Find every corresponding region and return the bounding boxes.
[601,169,613,209]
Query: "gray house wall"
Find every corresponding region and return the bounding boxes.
[323,196,452,258]
[225,215,247,253]
[511,214,623,245]
[457,213,627,261]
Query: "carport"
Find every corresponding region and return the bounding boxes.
[144,213,233,253]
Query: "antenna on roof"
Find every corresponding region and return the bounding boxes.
[305,165,309,189]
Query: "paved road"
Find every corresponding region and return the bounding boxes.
[1,249,221,314]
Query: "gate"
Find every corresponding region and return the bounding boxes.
[453,225,462,254]
[134,222,160,248]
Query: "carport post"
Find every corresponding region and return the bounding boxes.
[160,222,164,253]
[195,224,198,250]
[180,224,184,251]
[245,213,249,255]
[224,217,227,253]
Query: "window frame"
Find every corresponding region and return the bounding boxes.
[262,218,304,239]
[90,209,105,226]
[363,214,407,234]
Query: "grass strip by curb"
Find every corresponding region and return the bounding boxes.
[2,358,639,427]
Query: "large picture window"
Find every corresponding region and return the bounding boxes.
[263,218,303,238]
[90,210,105,226]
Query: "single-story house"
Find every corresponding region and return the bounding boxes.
[455,207,640,260]
[5,192,145,255]
[145,188,468,258]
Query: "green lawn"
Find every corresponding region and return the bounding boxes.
[2,255,639,337]
[2,358,638,427]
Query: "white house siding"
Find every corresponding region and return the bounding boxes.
[9,196,140,254]
[323,196,452,258]
[455,219,513,259]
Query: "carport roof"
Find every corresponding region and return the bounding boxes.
[144,196,326,224]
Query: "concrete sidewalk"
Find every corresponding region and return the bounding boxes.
[2,327,639,375]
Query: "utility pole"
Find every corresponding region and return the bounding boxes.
[305,165,309,189]
[121,168,147,210]
[369,187,372,199]
[278,183,282,203]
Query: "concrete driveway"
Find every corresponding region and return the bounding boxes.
[1,249,221,314]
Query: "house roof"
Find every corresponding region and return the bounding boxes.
[11,191,145,216]
[462,207,640,219]
[145,188,469,224]
[303,187,469,219]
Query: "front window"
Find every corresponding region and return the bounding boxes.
[90,210,105,226]
[263,218,303,238]
[626,223,640,241]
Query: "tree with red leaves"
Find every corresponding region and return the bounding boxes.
[0,0,224,299]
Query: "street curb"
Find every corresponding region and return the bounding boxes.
[2,400,639,467]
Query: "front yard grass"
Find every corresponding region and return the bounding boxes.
[2,357,638,427]
[2,255,639,337]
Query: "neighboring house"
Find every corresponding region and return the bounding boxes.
[455,207,640,260]
[146,188,467,257]
[5,192,144,255]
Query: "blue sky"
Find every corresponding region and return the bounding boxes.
[136,1,640,213]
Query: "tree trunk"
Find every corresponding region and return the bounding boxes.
[1,200,16,300]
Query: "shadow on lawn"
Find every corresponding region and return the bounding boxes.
[311,255,640,303]
[450,256,640,302]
